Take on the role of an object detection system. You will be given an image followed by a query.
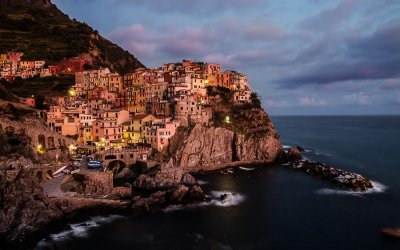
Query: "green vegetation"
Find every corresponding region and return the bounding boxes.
[250,92,261,109]
[1,75,74,98]
[209,87,272,137]
[0,0,144,74]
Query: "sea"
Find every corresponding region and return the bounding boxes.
[36,116,400,250]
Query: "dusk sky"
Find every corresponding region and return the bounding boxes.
[53,0,400,115]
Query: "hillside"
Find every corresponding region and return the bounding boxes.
[1,75,75,98]
[0,0,144,74]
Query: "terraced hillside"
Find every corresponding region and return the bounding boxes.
[0,0,144,74]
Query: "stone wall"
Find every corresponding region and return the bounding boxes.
[0,101,79,166]
[62,171,114,196]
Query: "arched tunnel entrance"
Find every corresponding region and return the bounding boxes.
[107,160,126,174]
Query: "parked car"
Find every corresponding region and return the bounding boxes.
[88,160,103,169]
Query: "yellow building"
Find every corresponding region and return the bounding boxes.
[126,83,146,113]
[122,114,155,144]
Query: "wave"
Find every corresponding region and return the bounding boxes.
[208,190,245,207]
[37,215,122,246]
[316,181,387,196]
[197,180,209,185]
[314,151,331,157]
[283,143,332,158]
[164,190,245,213]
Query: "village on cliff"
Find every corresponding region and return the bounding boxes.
[0,51,252,154]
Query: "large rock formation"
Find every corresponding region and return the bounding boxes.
[171,125,234,171]
[0,170,63,247]
[164,107,282,172]
[132,160,205,211]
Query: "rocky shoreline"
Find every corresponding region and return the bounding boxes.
[284,146,373,191]
[1,143,375,249]
[0,159,209,249]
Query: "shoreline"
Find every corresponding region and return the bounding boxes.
[1,196,133,250]
[1,154,376,249]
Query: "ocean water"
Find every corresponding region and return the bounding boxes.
[36,116,400,250]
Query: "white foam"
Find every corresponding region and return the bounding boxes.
[282,144,293,149]
[209,190,245,207]
[70,223,92,238]
[316,181,387,196]
[314,151,331,157]
[39,215,123,245]
[197,180,209,185]
[163,190,245,212]
[49,230,71,241]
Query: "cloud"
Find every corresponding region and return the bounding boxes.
[276,19,400,87]
[343,92,372,106]
[265,98,291,108]
[298,96,327,106]
[107,0,266,16]
[108,24,221,65]
[300,0,360,31]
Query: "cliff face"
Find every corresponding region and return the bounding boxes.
[165,107,282,172]
[0,170,63,246]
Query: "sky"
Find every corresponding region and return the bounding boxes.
[53,0,400,115]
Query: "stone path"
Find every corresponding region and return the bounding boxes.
[41,175,66,198]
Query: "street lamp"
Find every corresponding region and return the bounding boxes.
[37,144,45,154]
[224,116,231,124]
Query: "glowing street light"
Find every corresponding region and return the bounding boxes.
[68,144,77,151]
[225,116,231,124]
[68,89,76,97]
[37,144,45,154]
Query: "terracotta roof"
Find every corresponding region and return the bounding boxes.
[132,114,152,120]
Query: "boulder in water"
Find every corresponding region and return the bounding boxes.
[287,146,302,161]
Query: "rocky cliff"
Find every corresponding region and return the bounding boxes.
[0,170,63,247]
[0,169,131,249]
[162,91,282,172]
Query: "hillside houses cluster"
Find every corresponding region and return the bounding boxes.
[0,52,48,80]
[0,51,92,81]
[46,60,252,151]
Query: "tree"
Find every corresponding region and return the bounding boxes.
[251,92,261,109]
[83,63,93,70]
[34,95,45,110]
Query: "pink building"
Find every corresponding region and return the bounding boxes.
[145,118,180,151]
[92,120,105,142]
[6,52,23,62]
